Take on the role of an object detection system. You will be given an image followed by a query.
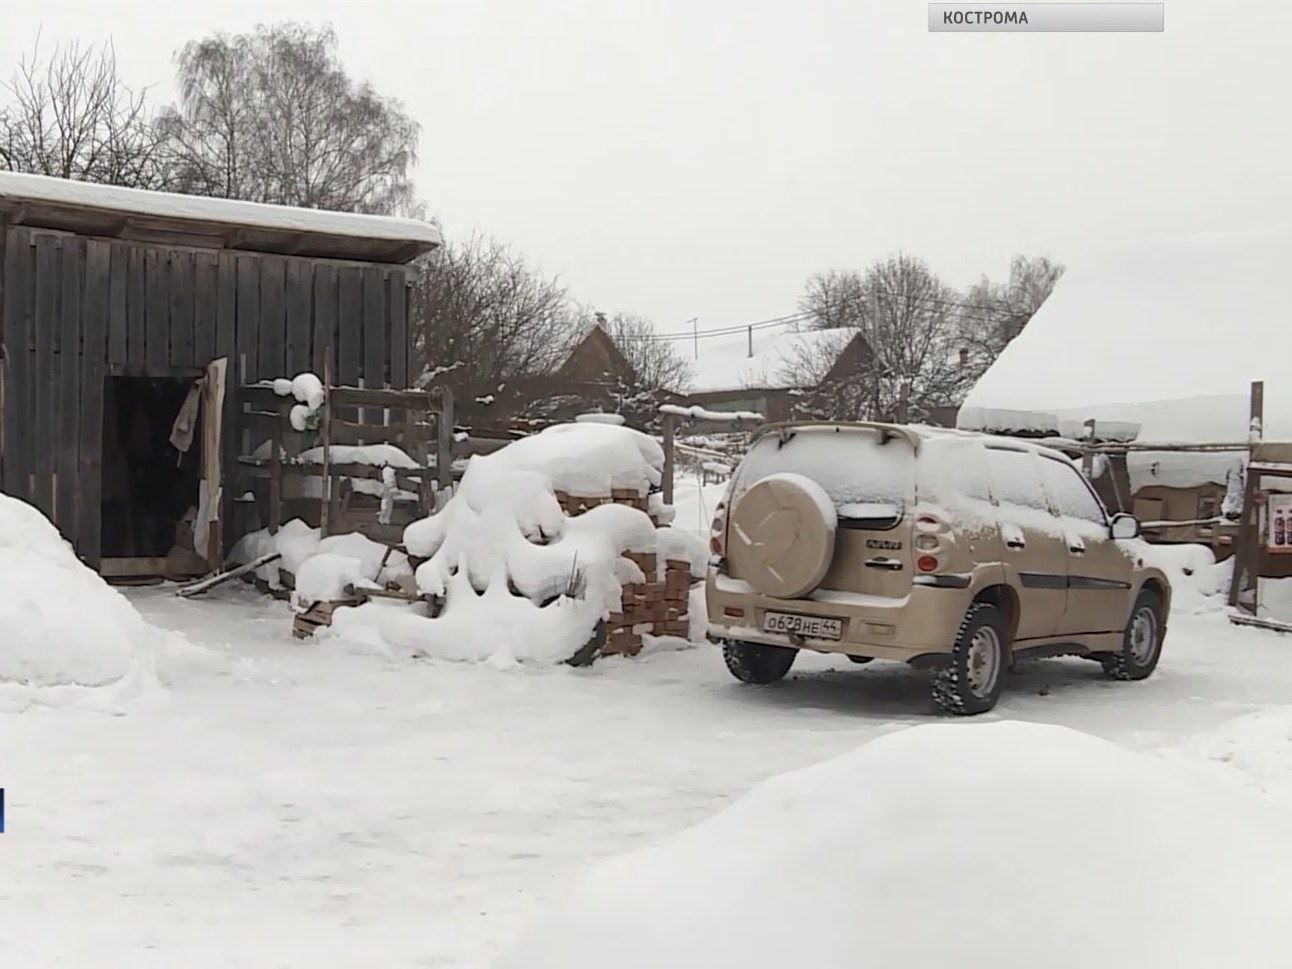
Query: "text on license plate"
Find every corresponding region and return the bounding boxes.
[762,612,843,640]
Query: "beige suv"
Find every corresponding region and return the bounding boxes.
[706,422,1170,714]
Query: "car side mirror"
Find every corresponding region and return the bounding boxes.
[1110,513,1140,540]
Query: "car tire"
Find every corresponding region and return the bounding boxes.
[1102,590,1164,681]
[847,654,873,664]
[931,602,1008,716]
[722,640,798,684]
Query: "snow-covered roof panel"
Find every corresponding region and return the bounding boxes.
[686,327,855,394]
[0,170,441,264]
[960,228,1292,438]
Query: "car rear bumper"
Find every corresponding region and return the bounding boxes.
[705,571,972,661]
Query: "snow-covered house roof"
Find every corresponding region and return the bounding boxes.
[0,171,441,264]
[687,327,860,394]
[959,229,1292,488]
[960,228,1292,439]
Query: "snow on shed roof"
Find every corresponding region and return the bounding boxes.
[0,170,441,264]
[687,327,854,394]
[960,228,1292,440]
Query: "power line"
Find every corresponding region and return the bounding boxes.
[616,288,1015,346]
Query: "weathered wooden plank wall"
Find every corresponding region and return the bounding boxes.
[1,224,413,566]
[2,228,31,504]
[56,236,83,547]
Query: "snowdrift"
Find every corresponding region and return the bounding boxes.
[504,721,1292,969]
[1137,542,1231,615]
[0,492,167,690]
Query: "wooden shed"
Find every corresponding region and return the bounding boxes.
[0,171,440,575]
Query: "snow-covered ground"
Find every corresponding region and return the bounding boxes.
[6,484,1292,967]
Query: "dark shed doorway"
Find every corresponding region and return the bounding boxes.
[100,374,210,579]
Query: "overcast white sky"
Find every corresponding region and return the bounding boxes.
[2,0,1289,332]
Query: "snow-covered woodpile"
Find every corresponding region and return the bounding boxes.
[224,420,707,665]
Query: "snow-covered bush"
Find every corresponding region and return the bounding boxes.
[0,491,170,692]
[504,721,1292,969]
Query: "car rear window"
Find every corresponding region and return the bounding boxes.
[733,427,915,517]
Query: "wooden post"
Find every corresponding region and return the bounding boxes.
[268,397,284,536]
[1250,380,1265,442]
[321,345,333,537]
[895,380,909,424]
[1236,379,1266,614]
[437,385,454,494]
[662,410,676,505]
[1228,465,1260,612]
[1082,418,1096,478]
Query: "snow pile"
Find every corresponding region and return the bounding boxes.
[228,520,412,605]
[1183,708,1292,805]
[452,422,664,498]
[323,423,688,665]
[0,492,166,691]
[659,403,764,424]
[296,443,419,469]
[1137,542,1230,615]
[504,721,1292,969]
[272,372,327,432]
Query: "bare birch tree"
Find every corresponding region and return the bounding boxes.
[159,23,419,214]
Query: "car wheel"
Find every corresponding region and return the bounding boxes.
[722,640,799,684]
[931,602,1007,715]
[1102,590,1164,681]
[847,654,873,664]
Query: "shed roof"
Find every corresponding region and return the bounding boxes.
[0,171,441,264]
[959,227,1292,439]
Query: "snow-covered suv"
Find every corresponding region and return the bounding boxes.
[706,422,1171,714]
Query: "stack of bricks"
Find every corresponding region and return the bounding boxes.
[553,488,651,517]
[553,488,693,657]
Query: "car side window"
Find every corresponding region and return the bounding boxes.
[1038,456,1107,526]
[984,447,1048,511]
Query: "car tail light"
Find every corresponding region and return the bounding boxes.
[709,501,727,557]
[915,514,942,531]
[914,534,940,551]
[916,554,939,573]
[723,606,745,619]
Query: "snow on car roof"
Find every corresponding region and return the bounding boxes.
[0,170,441,262]
[960,228,1292,440]
[687,327,855,393]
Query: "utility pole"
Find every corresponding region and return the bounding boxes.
[691,318,698,360]
[747,325,753,358]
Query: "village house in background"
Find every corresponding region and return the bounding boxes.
[674,327,871,423]
[0,171,440,577]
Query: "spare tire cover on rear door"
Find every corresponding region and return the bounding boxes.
[727,472,838,598]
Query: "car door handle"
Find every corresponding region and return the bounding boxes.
[1005,539,1026,549]
[1069,545,1086,555]
[864,557,903,570]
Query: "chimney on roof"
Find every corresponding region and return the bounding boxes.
[594,311,607,330]
[958,347,969,368]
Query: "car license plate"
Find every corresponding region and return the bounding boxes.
[762,611,843,640]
